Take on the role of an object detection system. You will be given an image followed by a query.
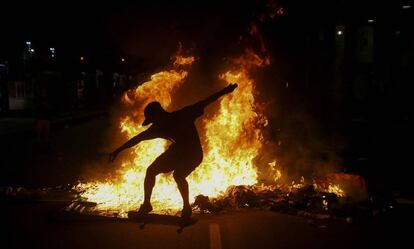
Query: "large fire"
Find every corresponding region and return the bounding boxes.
[77,51,270,215]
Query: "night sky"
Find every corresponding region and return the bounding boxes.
[0,1,261,65]
[1,0,412,72]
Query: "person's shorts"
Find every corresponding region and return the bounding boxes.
[148,144,203,177]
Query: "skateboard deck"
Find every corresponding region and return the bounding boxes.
[128,211,198,233]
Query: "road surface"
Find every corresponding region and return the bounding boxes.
[2,201,410,249]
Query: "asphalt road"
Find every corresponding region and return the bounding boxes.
[1,201,409,249]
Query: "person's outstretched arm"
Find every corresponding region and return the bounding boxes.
[108,126,158,162]
[194,83,238,110]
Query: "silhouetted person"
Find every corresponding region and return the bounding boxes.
[109,83,238,218]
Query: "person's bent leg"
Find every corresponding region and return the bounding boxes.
[143,166,157,207]
[173,171,191,217]
[139,155,170,214]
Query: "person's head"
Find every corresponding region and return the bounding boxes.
[142,101,166,126]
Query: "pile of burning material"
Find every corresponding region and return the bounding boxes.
[193,184,336,215]
[193,185,272,212]
[0,173,395,224]
[192,173,385,222]
[0,185,77,203]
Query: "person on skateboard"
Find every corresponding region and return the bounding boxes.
[109,83,238,218]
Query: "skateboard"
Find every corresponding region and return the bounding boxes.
[128,211,198,233]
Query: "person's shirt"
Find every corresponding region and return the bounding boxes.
[144,103,204,147]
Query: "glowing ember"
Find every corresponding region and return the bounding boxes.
[77,52,269,215]
[327,183,346,197]
[173,55,195,66]
[268,161,282,182]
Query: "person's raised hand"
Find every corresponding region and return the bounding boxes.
[108,150,119,163]
[223,83,238,94]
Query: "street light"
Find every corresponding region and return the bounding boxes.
[49,48,55,58]
[276,6,284,16]
[25,41,32,53]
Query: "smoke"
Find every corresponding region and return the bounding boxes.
[79,103,133,182]
[265,109,344,183]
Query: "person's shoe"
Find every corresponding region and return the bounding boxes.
[137,203,153,215]
[181,206,192,219]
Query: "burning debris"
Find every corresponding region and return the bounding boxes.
[190,174,383,222]
[192,184,336,215]
[0,172,396,224]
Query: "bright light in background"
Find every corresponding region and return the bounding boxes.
[402,5,411,9]
[30,49,35,53]
[80,56,85,61]
[26,41,32,53]
[50,48,55,58]
[368,19,375,23]
[121,58,125,62]
[335,25,345,37]
[276,6,284,16]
